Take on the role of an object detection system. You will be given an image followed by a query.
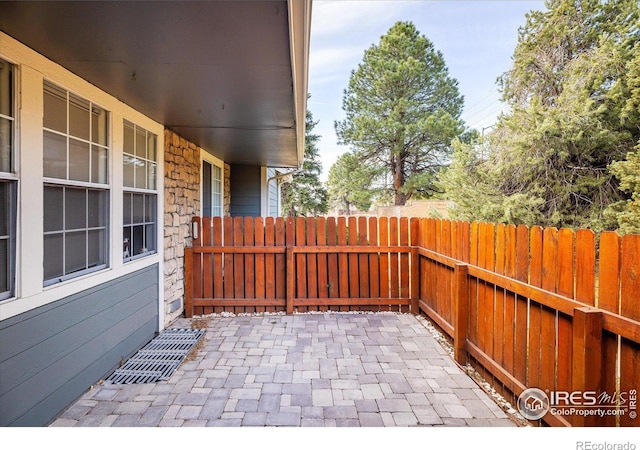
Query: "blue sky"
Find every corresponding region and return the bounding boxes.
[308,0,546,180]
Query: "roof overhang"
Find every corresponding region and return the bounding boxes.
[0,0,311,167]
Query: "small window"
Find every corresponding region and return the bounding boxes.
[0,59,16,300]
[202,160,223,217]
[43,81,110,285]
[123,120,157,262]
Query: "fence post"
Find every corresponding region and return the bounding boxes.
[572,306,603,427]
[410,247,419,314]
[453,263,469,366]
[286,247,295,314]
[184,247,193,318]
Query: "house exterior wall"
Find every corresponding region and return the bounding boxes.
[0,33,164,427]
[163,129,200,325]
[0,265,159,426]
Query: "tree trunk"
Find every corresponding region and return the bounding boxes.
[393,156,407,206]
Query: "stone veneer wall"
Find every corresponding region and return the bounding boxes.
[163,129,200,326]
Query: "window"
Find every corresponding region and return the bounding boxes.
[123,120,157,261]
[202,160,223,217]
[43,81,109,285]
[0,59,16,300]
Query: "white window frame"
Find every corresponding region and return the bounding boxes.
[0,58,17,300]
[123,120,158,262]
[42,81,110,286]
[200,150,224,218]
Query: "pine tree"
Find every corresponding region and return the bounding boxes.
[326,152,377,215]
[335,21,465,206]
[441,0,640,231]
[281,106,328,217]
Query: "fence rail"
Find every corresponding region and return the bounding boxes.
[184,215,640,427]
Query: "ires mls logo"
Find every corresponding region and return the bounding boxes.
[518,387,638,420]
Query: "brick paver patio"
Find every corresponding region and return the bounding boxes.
[49,312,517,427]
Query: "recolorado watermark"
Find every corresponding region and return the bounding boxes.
[576,442,636,450]
[517,387,637,421]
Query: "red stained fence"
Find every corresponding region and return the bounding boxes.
[416,218,640,427]
[185,216,640,427]
[185,216,418,316]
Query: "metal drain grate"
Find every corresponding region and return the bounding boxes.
[106,328,205,384]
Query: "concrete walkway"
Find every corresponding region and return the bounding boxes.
[49,312,517,427]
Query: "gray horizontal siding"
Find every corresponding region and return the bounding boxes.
[229,165,261,217]
[0,265,159,426]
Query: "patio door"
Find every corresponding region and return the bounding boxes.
[201,152,223,218]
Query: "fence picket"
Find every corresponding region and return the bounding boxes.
[317,217,329,310]
[369,218,380,303]
[254,217,266,313]
[244,217,255,313]
[540,228,558,400]
[202,216,213,315]
[556,228,574,409]
[528,226,543,390]
[379,217,390,308]
[620,234,640,427]
[296,217,307,307]
[212,217,223,313]
[358,216,370,308]
[389,217,400,311]
[337,217,349,311]
[400,218,410,313]
[265,217,276,312]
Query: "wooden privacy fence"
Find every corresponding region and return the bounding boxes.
[416,218,640,427]
[185,216,640,427]
[185,216,418,315]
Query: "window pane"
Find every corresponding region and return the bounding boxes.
[69,138,90,182]
[87,229,106,268]
[132,225,144,256]
[0,181,8,237]
[65,231,86,275]
[135,127,146,159]
[43,131,67,179]
[88,189,107,228]
[145,224,155,252]
[123,226,132,259]
[43,83,67,133]
[124,120,134,155]
[123,154,135,188]
[91,146,108,184]
[0,238,7,293]
[123,192,132,225]
[44,233,64,280]
[144,194,156,223]
[147,133,156,162]
[203,161,212,217]
[0,117,11,173]
[65,187,86,230]
[132,193,144,223]
[0,59,12,117]
[147,162,156,190]
[135,159,146,189]
[44,185,64,232]
[91,106,108,146]
[69,94,90,141]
